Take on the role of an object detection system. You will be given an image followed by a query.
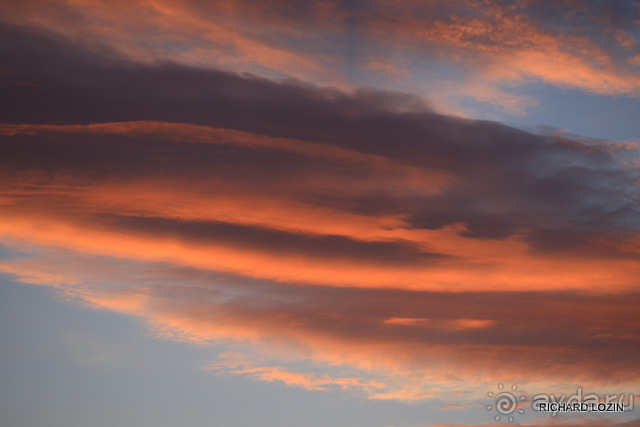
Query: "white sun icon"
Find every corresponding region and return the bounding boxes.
[485,383,526,423]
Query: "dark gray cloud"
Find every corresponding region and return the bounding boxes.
[98,214,446,266]
[1,22,639,260]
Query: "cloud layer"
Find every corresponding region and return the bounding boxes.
[1,0,639,115]
[1,19,640,405]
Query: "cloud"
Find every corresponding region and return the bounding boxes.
[207,353,387,393]
[1,25,638,291]
[1,20,639,404]
[2,247,640,402]
[2,0,638,116]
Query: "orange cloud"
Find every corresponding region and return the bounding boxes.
[0,0,344,85]
[3,246,640,404]
[2,184,640,293]
[383,317,496,330]
[208,354,387,393]
[2,0,638,116]
[1,119,639,293]
[1,19,639,406]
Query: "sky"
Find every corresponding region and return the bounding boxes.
[0,1,639,426]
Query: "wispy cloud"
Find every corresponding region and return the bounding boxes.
[0,8,639,410]
[1,0,638,114]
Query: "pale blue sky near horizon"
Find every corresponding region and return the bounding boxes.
[0,275,483,427]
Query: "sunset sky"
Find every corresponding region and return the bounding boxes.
[1,1,639,426]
